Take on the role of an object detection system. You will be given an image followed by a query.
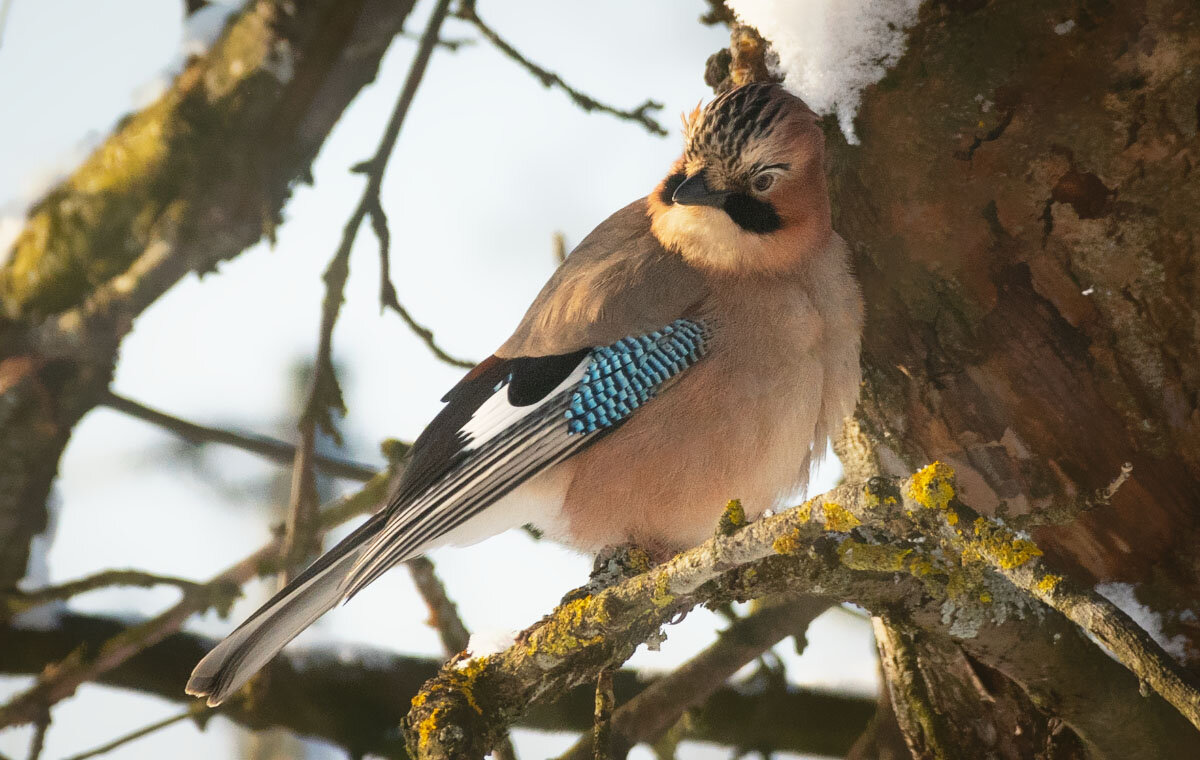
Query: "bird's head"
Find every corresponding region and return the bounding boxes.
[648,83,831,277]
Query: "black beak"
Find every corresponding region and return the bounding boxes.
[672,172,728,208]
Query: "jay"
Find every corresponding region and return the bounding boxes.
[187,82,863,705]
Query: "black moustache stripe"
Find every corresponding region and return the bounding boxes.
[723,192,782,234]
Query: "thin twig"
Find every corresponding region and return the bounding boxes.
[457,1,667,136]
[592,669,615,760]
[58,707,201,760]
[552,232,568,265]
[26,710,48,760]
[100,390,376,482]
[398,30,475,51]
[557,595,829,760]
[365,193,474,369]
[0,464,399,729]
[4,570,200,619]
[406,557,471,655]
[283,0,456,580]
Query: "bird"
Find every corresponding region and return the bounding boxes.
[186,81,863,706]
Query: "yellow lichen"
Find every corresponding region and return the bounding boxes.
[907,554,939,578]
[795,501,813,523]
[968,518,1044,570]
[822,502,861,532]
[524,596,607,658]
[979,591,993,603]
[908,461,957,512]
[772,528,802,555]
[837,539,912,572]
[1036,574,1063,594]
[716,499,746,536]
[651,573,675,608]
[410,657,490,751]
[624,546,652,575]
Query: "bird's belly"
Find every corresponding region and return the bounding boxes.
[548,346,828,554]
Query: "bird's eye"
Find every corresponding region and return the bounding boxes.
[751,173,777,193]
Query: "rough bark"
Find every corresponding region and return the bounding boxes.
[819,0,1200,752]
[0,0,416,587]
[833,0,1200,639]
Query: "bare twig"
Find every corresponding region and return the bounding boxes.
[283,0,456,580]
[365,193,474,369]
[58,707,202,760]
[4,570,200,619]
[26,710,48,760]
[1099,461,1134,503]
[552,232,568,265]
[592,669,615,760]
[0,464,399,729]
[406,557,471,655]
[100,390,377,482]
[558,595,829,760]
[398,30,475,51]
[456,1,667,136]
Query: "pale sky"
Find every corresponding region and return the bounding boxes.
[0,1,877,758]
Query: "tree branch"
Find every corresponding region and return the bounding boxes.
[59,707,199,760]
[365,192,475,370]
[283,0,455,579]
[0,0,418,589]
[0,460,401,729]
[0,612,874,758]
[456,1,667,136]
[3,569,200,619]
[557,594,832,760]
[405,467,1200,760]
[100,390,378,482]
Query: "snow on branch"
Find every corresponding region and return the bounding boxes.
[726,0,921,142]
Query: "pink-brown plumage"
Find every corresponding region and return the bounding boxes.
[186,82,863,707]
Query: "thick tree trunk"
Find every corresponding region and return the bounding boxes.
[836,0,1199,652]
[828,0,1199,751]
[0,0,415,586]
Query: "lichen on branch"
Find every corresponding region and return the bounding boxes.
[405,464,1200,759]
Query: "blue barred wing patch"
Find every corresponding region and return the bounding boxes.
[565,319,710,434]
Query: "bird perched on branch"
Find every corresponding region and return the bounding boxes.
[187,82,863,706]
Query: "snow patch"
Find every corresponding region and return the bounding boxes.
[1096,582,1192,662]
[463,628,518,661]
[727,0,922,143]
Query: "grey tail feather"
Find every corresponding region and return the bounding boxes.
[186,514,386,706]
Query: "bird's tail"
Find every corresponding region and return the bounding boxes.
[186,516,383,706]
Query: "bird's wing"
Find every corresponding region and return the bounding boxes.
[342,199,710,596]
[496,198,708,357]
